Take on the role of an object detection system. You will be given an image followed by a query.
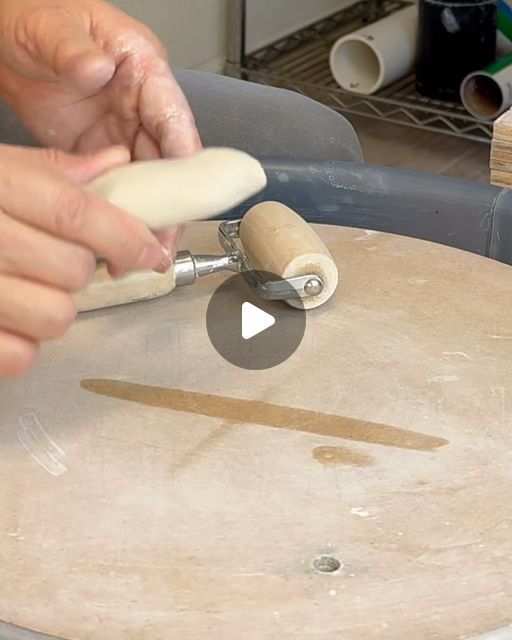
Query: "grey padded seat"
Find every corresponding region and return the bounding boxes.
[0,70,363,162]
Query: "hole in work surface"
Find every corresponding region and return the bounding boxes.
[313,555,343,574]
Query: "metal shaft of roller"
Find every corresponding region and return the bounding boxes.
[174,250,241,286]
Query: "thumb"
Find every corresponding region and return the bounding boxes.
[13,145,131,184]
[154,225,185,260]
[34,12,115,90]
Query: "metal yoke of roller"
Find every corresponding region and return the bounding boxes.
[175,217,325,302]
[77,201,339,313]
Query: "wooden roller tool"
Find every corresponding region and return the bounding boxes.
[77,150,338,312]
[239,201,338,310]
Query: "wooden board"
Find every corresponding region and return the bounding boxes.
[491,108,512,187]
[0,223,512,640]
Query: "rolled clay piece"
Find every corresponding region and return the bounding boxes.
[239,201,339,310]
[76,264,176,313]
[88,147,267,229]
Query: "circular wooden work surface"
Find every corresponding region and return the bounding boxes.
[0,223,512,640]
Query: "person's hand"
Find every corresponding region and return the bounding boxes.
[0,0,202,255]
[0,0,201,157]
[0,143,170,378]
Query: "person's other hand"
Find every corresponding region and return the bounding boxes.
[0,0,201,157]
[0,0,202,255]
[0,144,170,378]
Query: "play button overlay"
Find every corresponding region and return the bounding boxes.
[206,270,306,370]
[242,302,275,340]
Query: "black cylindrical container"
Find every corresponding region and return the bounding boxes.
[416,0,498,101]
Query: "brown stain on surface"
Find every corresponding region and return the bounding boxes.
[173,421,239,473]
[81,379,448,452]
[313,446,376,467]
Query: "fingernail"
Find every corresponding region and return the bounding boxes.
[153,246,172,274]
[138,244,166,269]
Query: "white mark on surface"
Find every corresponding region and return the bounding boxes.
[4,531,25,539]
[443,351,471,360]
[329,590,337,597]
[480,213,491,232]
[355,230,380,241]
[321,162,386,192]
[429,375,460,383]
[408,277,429,285]
[350,507,370,518]
[276,172,290,183]
[17,413,67,477]
[463,624,512,640]
[487,335,512,340]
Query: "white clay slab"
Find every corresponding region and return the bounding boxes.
[88,147,267,229]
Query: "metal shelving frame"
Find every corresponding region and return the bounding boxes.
[225,0,493,143]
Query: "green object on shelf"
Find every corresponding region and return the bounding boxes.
[487,51,512,74]
[498,0,512,40]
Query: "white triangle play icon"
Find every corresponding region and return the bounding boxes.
[242,302,275,340]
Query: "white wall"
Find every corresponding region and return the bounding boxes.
[110,0,228,71]
[247,0,350,51]
[111,0,348,71]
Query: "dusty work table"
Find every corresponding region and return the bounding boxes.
[0,222,511,640]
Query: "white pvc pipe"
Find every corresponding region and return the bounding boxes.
[329,6,418,95]
[497,31,512,57]
[461,54,512,120]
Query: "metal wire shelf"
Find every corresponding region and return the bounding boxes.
[228,0,493,143]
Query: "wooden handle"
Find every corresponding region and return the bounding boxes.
[239,201,339,309]
[88,147,267,229]
[76,265,176,313]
